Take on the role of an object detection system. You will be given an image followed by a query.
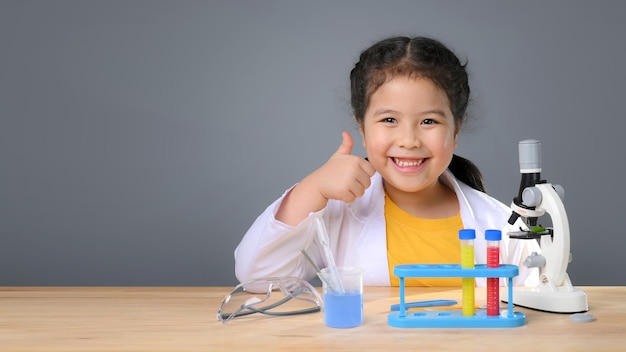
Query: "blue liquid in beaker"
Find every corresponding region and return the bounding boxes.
[323,291,363,328]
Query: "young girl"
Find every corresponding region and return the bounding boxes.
[234,35,539,287]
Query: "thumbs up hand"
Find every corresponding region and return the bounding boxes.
[313,131,376,203]
[275,131,376,226]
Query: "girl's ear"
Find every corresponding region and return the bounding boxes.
[454,122,462,148]
[357,119,366,148]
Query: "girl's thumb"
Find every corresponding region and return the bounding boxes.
[335,131,353,155]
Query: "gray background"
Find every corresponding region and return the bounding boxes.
[1,0,624,286]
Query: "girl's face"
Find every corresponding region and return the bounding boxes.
[360,76,458,199]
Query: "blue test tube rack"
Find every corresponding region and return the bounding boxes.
[388,264,525,328]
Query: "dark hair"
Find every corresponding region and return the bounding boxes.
[349,36,485,192]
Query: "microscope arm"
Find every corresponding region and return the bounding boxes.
[522,183,570,288]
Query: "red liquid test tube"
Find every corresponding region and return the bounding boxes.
[485,229,501,316]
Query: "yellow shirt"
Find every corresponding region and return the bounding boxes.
[385,193,464,286]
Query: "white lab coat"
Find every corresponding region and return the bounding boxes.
[235,170,539,287]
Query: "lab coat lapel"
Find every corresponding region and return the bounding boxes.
[349,173,391,286]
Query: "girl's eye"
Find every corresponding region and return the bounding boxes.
[382,117,397,123]
[421,118,437,125]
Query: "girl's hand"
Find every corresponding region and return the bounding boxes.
[275,132,375,226]
[311,131,376,203]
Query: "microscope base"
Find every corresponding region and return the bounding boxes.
[501,286,588,313]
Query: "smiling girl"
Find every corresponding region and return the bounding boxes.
[234,36,538,287]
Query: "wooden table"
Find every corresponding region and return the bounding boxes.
[1,286,624,351]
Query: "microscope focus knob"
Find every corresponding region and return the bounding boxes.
[522,187,542,207]
[524,252,546,268]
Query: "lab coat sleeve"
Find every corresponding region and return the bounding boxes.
[234,186,323,284]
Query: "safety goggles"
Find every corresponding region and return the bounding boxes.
[216,277,322,325]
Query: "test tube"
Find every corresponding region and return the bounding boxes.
[459,229,475,316]
[486,229,502,316]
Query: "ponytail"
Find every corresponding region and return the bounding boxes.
[448,154,485,193]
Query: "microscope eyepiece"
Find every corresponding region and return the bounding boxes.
[512,139,543,227]
[518,139,541,173]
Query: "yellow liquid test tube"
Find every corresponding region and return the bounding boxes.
[459,229,476,316]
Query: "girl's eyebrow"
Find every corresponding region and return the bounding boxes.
[420,109,448,117]
[373,108,398,116]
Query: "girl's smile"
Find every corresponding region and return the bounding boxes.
[391,157,426,173]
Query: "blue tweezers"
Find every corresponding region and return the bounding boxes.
[390,299,457,311]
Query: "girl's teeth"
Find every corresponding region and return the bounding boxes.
[394,158,424,167]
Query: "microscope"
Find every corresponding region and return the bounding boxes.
[502,139,588,313]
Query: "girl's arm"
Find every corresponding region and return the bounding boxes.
[234,189,333,284]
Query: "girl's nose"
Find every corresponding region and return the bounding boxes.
[397,126,421,149]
